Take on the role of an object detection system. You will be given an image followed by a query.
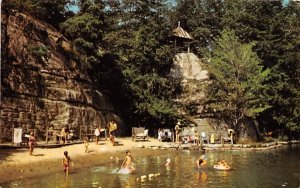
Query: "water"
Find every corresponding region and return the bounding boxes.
[2,146,300,188]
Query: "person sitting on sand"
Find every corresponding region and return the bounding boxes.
[196,155,207,169]
[62,151,73,174]
[121,150,135,171]
[28,132,36,156]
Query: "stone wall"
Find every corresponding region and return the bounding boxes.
[0,12,118,140]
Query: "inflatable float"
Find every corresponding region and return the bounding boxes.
[213,165,231,171]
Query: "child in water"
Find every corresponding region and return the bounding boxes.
[196,155,207,169]
[121,150,135,172]
[62,151,73,174]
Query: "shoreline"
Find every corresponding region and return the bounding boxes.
[1,138,299,184]
[0,137,173,184]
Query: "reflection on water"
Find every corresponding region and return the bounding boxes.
[2,146,300,188]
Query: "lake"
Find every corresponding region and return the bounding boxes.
[2,145,300,188]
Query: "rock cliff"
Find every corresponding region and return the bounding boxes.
[169,52,209,114]
[0,11,119,140]
[169,53,259,142]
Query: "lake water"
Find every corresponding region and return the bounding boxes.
[2,145,300,188]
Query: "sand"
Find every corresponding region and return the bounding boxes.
[0,137,172,183]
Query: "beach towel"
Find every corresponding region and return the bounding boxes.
[13,128,22,144]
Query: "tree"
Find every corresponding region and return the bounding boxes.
[204,30,270,129]
[266,1,300,132]
[1,0,75,28]
[99,0,178,128]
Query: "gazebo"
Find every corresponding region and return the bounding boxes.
[172,21,194,53]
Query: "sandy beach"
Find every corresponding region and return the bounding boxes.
[0,137,173,184]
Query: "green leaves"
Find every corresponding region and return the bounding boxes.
[205,30,270,126]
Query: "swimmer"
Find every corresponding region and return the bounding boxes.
[121,150,136,173]
[196,155,207,169]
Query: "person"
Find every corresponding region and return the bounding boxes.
[28,131,36,156]
[218,160,230,168]
[196,155,207,169]
[165,158,171,166]
[62,151,73,174]
[83,137,89,153]
[60,125,70,144]
[94,127,100,145]
[107,120,117,146]
[175,122,181,143]
[158,128,163,142]
[121,150,135,172]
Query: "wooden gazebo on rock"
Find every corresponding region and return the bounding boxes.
[172,21,194,53]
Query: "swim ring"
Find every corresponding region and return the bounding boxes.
[213,165,231,171]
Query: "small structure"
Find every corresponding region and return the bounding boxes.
[132,127,148,141]
[172,21,194,53]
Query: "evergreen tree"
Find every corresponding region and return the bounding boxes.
[204,30,270,129]
[101,0,177,128]
[1,0,75,28]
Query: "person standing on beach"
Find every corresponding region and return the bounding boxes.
[94,126,100,145]
[62,151,73,174]
[107,120,117,146]
[175,122,181,143]
[28,131,36,156]
[83,137,89,153]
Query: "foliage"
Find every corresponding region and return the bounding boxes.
[27,44,50,63]
[204,30,270,128]
[4,0,300,134]
[1,0,75,28]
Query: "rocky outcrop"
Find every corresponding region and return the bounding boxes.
[169,52,209,114]
[0,11,119,140]
[169,53,259,142]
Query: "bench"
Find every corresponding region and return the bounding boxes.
[132,127,148,141]
[46,128,75,144]
[80,127,107,141]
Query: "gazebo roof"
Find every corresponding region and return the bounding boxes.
[172,22,193,40]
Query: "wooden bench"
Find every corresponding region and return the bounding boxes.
[80,127,107,141]
[46,128,75,144]
[132,127,148,141]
